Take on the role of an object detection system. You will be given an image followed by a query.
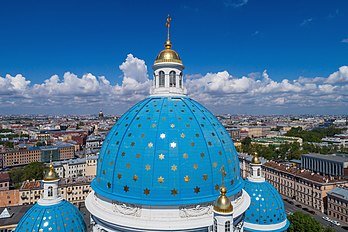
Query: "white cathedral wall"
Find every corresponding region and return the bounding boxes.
[86,190,250,231]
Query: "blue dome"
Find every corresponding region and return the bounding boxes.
[15,200,86,232]
[244,180,289,232]
[91,96,243,205]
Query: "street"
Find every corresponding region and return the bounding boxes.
[283,197,348,232]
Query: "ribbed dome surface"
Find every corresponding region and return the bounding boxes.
[244,180,289,231]
[91,96,243,205]
[154,49,182,64]
[15,200,86,232]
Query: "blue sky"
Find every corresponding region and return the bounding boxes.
[0,0,348,114]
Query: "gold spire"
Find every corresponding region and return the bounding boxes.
[251,152,261,165]
[213,165,233,214]
[44,151,58,181]
[154,15,182,64]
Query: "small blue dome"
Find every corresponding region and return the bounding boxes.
[244,180,289,232]
[15,200,86,232]
[91,96,243,205]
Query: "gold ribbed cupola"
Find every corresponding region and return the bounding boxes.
[154,15,182,64]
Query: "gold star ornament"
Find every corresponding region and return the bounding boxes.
[144,188,150,195]
[159,153,165,160]
[158,176,164,183]
[171,165,177,171]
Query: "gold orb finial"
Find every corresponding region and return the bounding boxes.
[44,151,58,181]
[44,163,58,181]
[164,39,172,49]
[251,152,261,165]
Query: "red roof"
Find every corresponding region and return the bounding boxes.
[0,172,10,182]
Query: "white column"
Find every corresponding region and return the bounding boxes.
[165,72,169,88]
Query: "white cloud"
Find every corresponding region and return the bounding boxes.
[300,18,313,26]
[0,54,348,114]
[119,54,148,83]
[0,74,30,95]
[186,66,348,113]
[325,66,348,84]
[342,38,348,43]
[224,0,248,8]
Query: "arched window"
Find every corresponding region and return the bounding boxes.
[159,71,165,87]
[225,221,231,232]
[48,186,53,197]
[179,72,183,88]
[213,218,217,232]
[257,168,261,176]
[169,71,176,87]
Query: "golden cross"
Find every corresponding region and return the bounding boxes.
[166,15,172,40]
[220,165,226,187]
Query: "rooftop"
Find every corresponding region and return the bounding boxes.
[52,158,86,166]
[20,176,93,190]
[264,161,347,184]
[0,205,32,228]
[21,180,41,190]
[302,153,348,163]
[0,173,10,182]
[327,187,348,201]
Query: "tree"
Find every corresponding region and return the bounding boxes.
[241,137,252,153]
[22,162,46,181]
[288,211,335,232]
[9,162,47,188]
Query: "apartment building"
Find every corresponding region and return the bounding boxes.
[19,176,92,205]
[52,158,86,178]
[2,144,74,168]
[327,187,348,224]
[263,161,348,213]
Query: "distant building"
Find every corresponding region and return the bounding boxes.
[225,127,240,141]
[327,186,348,223]
[238,153,267,179]
[99,110,104,118]
[301,153,348,178]
[19,176,92,205]
[0,173,10,191]
[85,135,103,150]
[85,155,98,176]
[240,126,271,138]
[0,189,19,207]
[263,161,348,213]
[52,158,86,178]
[2,144,74,168]
[321,135,348,148]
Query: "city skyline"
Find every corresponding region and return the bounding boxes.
[1,0,348,115]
